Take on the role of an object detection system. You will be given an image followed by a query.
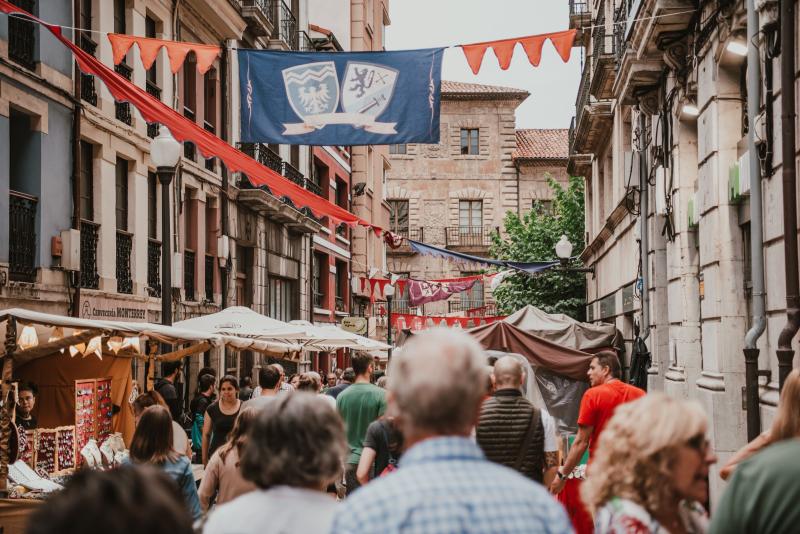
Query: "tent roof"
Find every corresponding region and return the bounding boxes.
[503,305,623,352]
[173,306,307,339]
[467,320,594,380]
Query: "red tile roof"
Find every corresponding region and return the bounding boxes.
[441,80,529,100]
[513,129,569,160]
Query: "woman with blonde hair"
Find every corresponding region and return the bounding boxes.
[581,393,716,534]
[197,407,258,512]
[719,368,800,480]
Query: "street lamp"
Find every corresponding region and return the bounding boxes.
[150,128,182,326]
[555,234,595,276]
[384,283,395,360]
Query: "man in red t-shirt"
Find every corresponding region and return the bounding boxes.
[549,350,644,495]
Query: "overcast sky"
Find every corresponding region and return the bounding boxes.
[385,0,582,129]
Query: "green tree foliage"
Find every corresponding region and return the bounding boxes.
[490,175,587,319]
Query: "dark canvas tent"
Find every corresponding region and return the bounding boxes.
[503,305,623,352]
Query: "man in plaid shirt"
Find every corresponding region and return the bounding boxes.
[330,329,572,534]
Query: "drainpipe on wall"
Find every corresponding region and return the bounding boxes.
[70,0,82,318]
[776,0,799,391]
[220,40,229,309]
[743,0,766,441]
[638,108,650,344]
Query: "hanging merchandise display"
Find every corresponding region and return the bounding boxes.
[406,278,478,307]
[108,34,221,74]
[238,48,445,146]
[460,30,577,74]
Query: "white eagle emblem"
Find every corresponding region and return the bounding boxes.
[298,84,331,114]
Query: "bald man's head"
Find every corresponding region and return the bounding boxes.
[492,356,524,389]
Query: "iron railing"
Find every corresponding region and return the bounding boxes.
[575,61,591,130]
[9,191,37,282]
[304,178,323,196]
[592,6,615,62]
[80,220,100,289]
[242,0,275,22]
[238,142,283,175]
[8,0,35,70]
[335,295,345,312]
[614,1,630,68]
[204,121,216,171]
[114,63,133,125]
[448,300,496,316]
[80,35,98,106]
[392,299,421,315]
[275,0,298,50]
[205,254,214,302]
[146,81,161,138]
[388,227,424,252]
[569,0,588,16]
[282,161,304,187]
[147,238,161,297]
[297,30,314,51]
[184,250,196,301]
[445,226,496,248]
[183,108,196,160]
[116,231,133,294]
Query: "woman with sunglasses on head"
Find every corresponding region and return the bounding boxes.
[202,375,241,466]
[581,393,716,534]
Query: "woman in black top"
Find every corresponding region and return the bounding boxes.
[201,375,241,465]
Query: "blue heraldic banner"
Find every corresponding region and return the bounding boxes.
[238,48,444,146]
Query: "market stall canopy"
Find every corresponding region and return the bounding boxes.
[173,306,307,339]
[0,308,224,365]
[503,305,623,352]
[467,320,594,381]
[288,321,366,351]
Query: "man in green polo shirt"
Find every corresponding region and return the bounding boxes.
[337,352,386,496]
[710,438,800,533]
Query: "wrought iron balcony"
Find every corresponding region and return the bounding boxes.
[114,63,133,125]
[147,238,161,297]
[590,6,617,100]
[9,190,37,283]
[275,0,298,50]
[282,161,304,187]
[116,230,133,294]
[392,299,421,315]
[614,0,632,68]
[80,220,100,289]
[205,254,214,302]
[448,300,496,316]
[184,249,196,301]
[80,35,98,106]
[146,81,161,138]
[388,227,424,254]
[298,30,314,51]
[240,0,276,37]
[568,0,590,31]
[445,226,496,248]
[239,142,283,175]
[304,178,323,197]
[183,108,196,161]
[574,61,591,134]
[8,0,35,70]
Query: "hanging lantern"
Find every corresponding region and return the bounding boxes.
[17,325,39,350]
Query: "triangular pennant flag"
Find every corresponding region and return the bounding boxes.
[461,43,489,75]
[108,34,136,66]
[377,279,390,299]
[491,39,517,70]
[549,30,577,63]
[396,279,407,295]
[369,278,380,298]
[360,277,367,294]
[165,42,193,74]
[520,35,547,67]
[193,44,222,74]
[137,39,163,70]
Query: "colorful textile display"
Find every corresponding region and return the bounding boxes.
[460,30,577,74]
[409,240,560,274]
[392,313,507,332]
[238,48,444,146]
[406,278,477,307]
[108,34,220,74]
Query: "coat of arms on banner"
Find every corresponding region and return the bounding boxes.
[281,61,398,135]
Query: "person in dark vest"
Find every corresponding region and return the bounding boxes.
[476,356,559,485]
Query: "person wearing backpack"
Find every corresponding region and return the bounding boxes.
[189,374,216,459]
[356,416,404,485]
[154,360,183,422]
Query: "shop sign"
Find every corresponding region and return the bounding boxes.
[80,295,148,322]
[340,316,368,335]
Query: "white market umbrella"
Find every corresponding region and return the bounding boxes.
[289,320,366,351]
[174,306,307,339]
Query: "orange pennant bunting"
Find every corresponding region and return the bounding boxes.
[491,39,517,70]
[461,43,489,75]
[548,29,577,63]
[107,34,221,74]
[520,35,547,67]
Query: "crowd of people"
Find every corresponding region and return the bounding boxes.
[24,329,800,533]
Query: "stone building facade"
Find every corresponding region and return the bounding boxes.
[387,81,569,316]
[570,0,800,500]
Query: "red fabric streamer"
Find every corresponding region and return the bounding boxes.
[459,29,577,74]
[392,313,507,333]
[0,0,377,231]
[108,34,221,74]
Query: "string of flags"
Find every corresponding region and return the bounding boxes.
[460,30,577,74]
[392,313,507,333]
[108,34,221,74]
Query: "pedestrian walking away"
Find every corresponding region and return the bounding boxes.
[330,328,572,534]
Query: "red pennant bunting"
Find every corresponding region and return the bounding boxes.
[396,279,407,295]
[376,279,390,299]
[520,35,547,67]
[549,30,577,63]
[491,39,517,70]
[137,38,163,70]
[360,277,367,294]
[461,43,489,75]
[369,279,380,301]
[108,33,136,65]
